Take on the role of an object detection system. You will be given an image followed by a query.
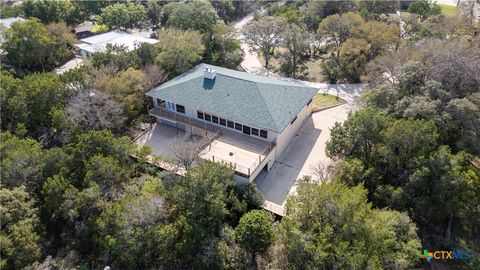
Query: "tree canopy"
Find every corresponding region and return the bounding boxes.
[1,19,75,75]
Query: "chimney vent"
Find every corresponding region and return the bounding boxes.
[204,67,216,80]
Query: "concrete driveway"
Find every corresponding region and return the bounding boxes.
[255,104,353,206]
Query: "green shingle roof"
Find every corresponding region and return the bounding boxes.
[146,64,318,133]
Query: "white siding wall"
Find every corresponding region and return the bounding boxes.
[274,103,312,160]
[247,146,277,182]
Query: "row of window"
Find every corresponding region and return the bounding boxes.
[197,111,268,139]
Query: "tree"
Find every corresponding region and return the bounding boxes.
[90,44,141,71]
[279,177,421,270]
[280,23,310,77]
[135,42,159,67]
[22,0,81,25]
[168,133,207,171]
[94,176,172,269]
[166,0,218,33]
[155,28,205,75]
[75,0,112,17]
[243,16,286,69]
[0,186,41,269]
[445,94,480,154]
[0,72,68,139]
[357,0,395,20]
[66,89,126,134]
[1,19,75,75]
[93,67,147,121]
[211,0,236,22]
[407,0,441,21]
[0,133,45,192]
[99,2,149,30]
[0,1,22,18]
[234,210,273,268]
[317,12,364,50]
[326,107,390,165]
[170,162,238,267]
[204,23,244,68]
[46,22,77,66]
[406,146,480,245]
[382,119,439,172]
[146,0,165,29]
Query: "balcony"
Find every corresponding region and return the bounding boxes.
[148,106,274,178]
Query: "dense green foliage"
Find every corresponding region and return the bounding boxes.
[155,28,205,75]
[235,210,274,267]
[407,0,442,21]
[327,37,480,265]
[1,19,76,76]
[278,177,421,269]
[98,2,149,30]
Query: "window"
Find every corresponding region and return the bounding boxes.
[251,128,259,136]
[243,125,251,135]
[227,120,234,128]
[260,130,268,139]
[291,116,297,125]
[307,98,313,106]
[212,115,219,124]
[235,123,242,131]
[157,99,165,107]
[220,118,226,126]
[176,104,185,114]
[197,111,204,119]
[204,113,211,121]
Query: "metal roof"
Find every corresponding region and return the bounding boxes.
[79,30,158,53]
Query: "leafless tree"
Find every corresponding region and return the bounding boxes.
[243,16,286,69]
[311,160,337,182]
[142,64,168,89]
[418,39,480,97]
[169,133,208,170]
[67,89,126,133]
[363,48,409,85]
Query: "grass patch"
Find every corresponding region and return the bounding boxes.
[439,4,457,15]
[311,93,346,111]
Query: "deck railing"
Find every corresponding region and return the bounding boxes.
[149,107,221,135]
[150,106,275,177]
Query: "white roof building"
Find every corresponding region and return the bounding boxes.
[76,30,158,57]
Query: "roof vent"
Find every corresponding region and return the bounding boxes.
[204,67,216,80]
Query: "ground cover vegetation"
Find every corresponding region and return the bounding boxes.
[1,0,479,269]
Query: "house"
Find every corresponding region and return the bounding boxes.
[76,30,158,58]
[144,64,318,183]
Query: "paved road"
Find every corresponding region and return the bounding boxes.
[233,14,366,105]
[234,14,364,211]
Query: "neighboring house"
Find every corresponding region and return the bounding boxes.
[75,30,158,58]
[0,17,25,45]
[145,64,318,183]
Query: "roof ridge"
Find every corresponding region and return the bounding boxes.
[253,82,281,131]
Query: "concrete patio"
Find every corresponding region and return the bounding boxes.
[135,123,183,159]
[136,122,272,177]
[255,104,352,207]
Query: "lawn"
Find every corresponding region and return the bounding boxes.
[438,4,457,15]
[311,93,346,111]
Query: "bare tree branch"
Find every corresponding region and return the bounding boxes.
[169,133,208,170]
